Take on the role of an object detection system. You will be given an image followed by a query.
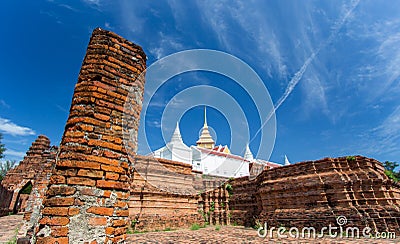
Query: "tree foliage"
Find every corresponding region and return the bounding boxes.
[0,132,5,159]
[0,160,17,182]
[383,161,400,182]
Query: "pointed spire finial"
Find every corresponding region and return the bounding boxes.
[171,121,183,143]
[284,155,291,166]
[244,143,254,161]
[204,106,207,127]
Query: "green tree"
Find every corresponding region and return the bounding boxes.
[0,160,17,181]
[383,161,400,182]
[0,132,5,159]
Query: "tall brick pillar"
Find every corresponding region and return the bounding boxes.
[36,28,146,244]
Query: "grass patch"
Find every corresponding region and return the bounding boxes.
[6,237,16,244]
[133,230,148,234]
[164,227,172,231]
[6,227,19,244]
[190,223,201,230]
[215,225,220,231]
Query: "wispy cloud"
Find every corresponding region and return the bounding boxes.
[344,6,400,104]
[104,22,115,30]
[301,75,329,118]
[4,149,26,158]
[81,0,100,6]
[81,0,102,12]
[59,4,78,12]
[358,105,400,156]
[40,10,63,24]
[146,120,161,128]
[149,32,184,60]
[273,0,360,113]
[0,117,36,136]
[55,104,68,114]
[0,100,10,109]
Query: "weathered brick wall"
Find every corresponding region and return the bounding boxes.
[129,156,203,231]
[22,144,57,240]
[36,28,146,244]
[227,176,259,227]
[0,135,56,219]
[0,184,13,216]
[199,182,230,226]
[228,156,400,234]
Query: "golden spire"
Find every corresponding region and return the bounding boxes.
[196,106,215,149]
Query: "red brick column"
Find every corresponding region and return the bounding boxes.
[36,28,146,244]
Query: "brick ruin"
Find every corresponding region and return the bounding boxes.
[0,135,56,226]
[0,29,399,243]
[228,156,400,232]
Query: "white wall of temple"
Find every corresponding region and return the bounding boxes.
[191,147,249,177]
[153,144,252,178]
[152,143,192,165]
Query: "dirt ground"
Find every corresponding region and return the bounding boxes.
[0,215,398,243]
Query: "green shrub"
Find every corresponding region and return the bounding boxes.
[215,225,220,231]
[385,170,399,182]
[210,201,215,212]
[253,219,262,230]
[190,223,201,230]
[225,183,233,196]
[346,156,356,161]
[131,219,138,229]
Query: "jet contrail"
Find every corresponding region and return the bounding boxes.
[252,0,360,146]
[275,0,360,114]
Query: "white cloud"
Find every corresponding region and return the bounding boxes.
[149,32,184,60]
[0,117,35,136]
[371,106,400,154]
[344,7,400,104]
[301,76,329,117]
[353,105,400,157]
[146,120,161,128]
[0,100,10,109]
[59,4,78,12]
[82,0,100,6]
[4,149,26,158]
[194,0,360,124]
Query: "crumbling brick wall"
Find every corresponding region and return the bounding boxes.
[0,185,13,216]
[199,181,230,226]
[129,156,204,231]
[227,156,400,234]
[226,176,259,227]
[36,28,146,244]
[0,135,56,219]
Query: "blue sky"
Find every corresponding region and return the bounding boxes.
[0,0,399,166]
